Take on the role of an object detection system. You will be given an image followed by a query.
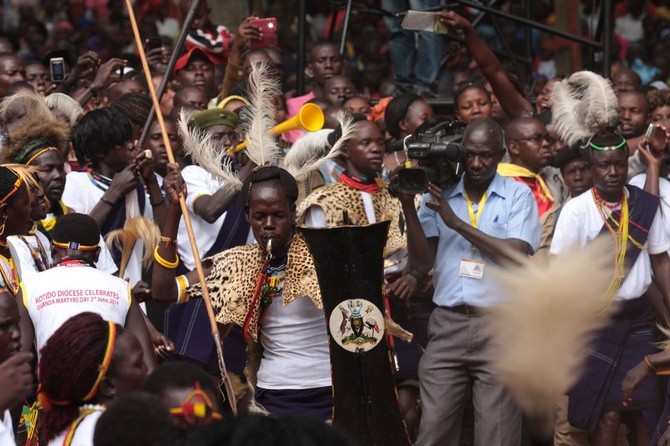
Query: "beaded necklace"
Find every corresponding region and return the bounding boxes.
[259,263,286,310]
[86,168,112,193]
[592,188,632,311]
[18,235,49,272]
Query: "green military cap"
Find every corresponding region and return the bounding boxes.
[188,108,239,132]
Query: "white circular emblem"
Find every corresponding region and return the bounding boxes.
[328,299,385,352]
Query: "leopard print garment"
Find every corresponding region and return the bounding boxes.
[185,233,322,341]
[296,182,407,262]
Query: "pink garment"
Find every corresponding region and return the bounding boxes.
[284,92,315,143]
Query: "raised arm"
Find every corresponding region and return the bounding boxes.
[219,17,262,100]
[438,11,533,119]
[426,183,530,265]
[399,193,436,275]
[191,160,254,224]
[151,164,208,303]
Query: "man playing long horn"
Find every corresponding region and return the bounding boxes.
[164,108,255,379]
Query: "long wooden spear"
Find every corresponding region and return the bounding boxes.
[122,0,238,415]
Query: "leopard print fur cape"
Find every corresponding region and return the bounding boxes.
[185,233,321,341]
[296,181,407,267]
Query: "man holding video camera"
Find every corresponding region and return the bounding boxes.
[399,117,540,445]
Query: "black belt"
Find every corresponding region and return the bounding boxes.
[443,304,485,317]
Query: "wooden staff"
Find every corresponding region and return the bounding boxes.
[122,0,238,415]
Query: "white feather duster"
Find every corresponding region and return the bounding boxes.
[486,237,614,428]
[284,112,355,181]
[105,216,161,278]
[177,110,242,191]
[550,70,618,147]
[570,71,619,134]
[243,62,282,167]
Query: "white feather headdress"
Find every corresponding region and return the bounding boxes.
[242,62,282,167]
[550,71,619,147]
[178,110,242,191]
[284,112,355,181]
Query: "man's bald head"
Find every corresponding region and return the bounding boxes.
[463,117,504,153]
[504,117,544,143]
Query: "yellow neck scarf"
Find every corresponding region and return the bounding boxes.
[497,163,554,202]
[41,201,68,232]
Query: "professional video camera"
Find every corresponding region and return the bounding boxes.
[391,119,468,195]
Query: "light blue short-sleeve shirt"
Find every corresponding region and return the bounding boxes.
[419,174,541,308]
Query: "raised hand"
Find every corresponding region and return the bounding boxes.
[164,163,187,204]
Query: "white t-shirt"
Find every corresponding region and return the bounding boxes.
[6,232,119,281]
[0,410,14,445]
[256,267,331,389]
[48,407,104,446]
[22,265,131,355]
[7,232,51,281]
[178,165,253,269]
[550,187,670,300]
[62,171,152,286]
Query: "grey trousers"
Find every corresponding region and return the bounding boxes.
[415,306,522,446]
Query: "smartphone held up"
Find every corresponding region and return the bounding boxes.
[50,57,65,83]
[250,17,278,49]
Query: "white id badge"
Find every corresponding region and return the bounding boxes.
[458,258,485,279]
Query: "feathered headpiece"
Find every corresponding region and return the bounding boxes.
[177,62,283,190]
[178,109,242,191]
[241,61,282,166]
[284,112,356,181]
[0,112,70,165]
[550,71,619,148]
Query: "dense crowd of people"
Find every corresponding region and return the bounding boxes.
[2,0,670,445]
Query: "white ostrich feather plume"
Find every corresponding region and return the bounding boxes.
[486,237,614,421]
[550,70,619,147]
[105,216,161,278]
[285,112,355,181]
[243,62,282,166]
[178,110,242,191]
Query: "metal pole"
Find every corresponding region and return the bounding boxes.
[602,0,613,78]
[296,0,307,95]
[339,0,354,56]
[523,0,532,76]
[137,0,201,148]
[472,0,500,27]
[450,0,602,48]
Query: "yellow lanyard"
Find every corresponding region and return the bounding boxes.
[465,192,487,228]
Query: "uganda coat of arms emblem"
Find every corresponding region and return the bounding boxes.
[328,298,385,353]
